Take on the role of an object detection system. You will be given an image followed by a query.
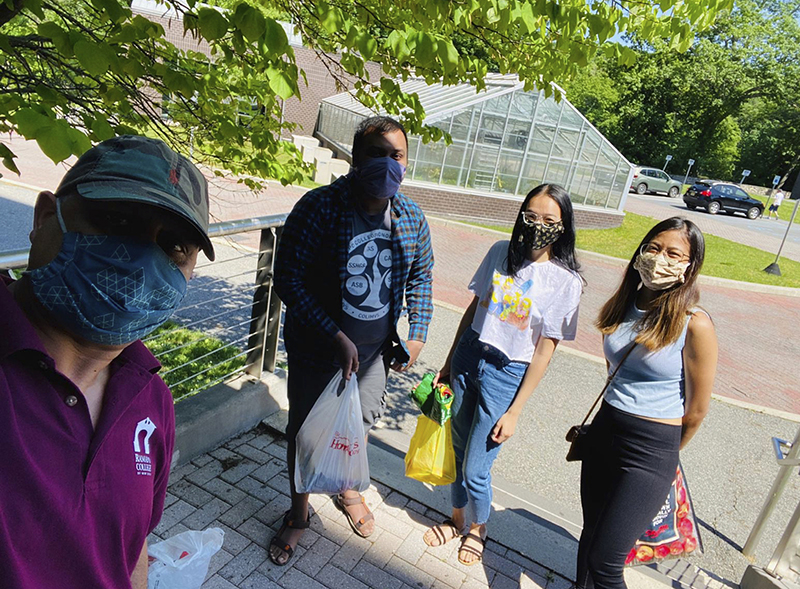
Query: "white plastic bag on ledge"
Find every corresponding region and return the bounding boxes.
[147,528,224,589]
[294,371,370,494]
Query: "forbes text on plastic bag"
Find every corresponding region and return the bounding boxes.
[294,371,370,494]
[405,414,456,486]
[147,527,224,589]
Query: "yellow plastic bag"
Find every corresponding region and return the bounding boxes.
[404,415,456,485]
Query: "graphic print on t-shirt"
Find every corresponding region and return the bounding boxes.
[480,271,534,331]
[343,228,392,321]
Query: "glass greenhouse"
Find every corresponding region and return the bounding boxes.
[316,75,633,211]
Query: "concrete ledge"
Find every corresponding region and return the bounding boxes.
[173,369,288,466]
[741,565,797,589]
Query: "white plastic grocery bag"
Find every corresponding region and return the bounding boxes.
[147,528,224,589]
[294,371,370,494]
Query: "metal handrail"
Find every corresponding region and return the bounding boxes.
[0,213,290,270]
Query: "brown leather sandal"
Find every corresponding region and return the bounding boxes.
[423,518,462,547]
[336,493,375,538]
[458,532,486,566]
[268,509,311,566]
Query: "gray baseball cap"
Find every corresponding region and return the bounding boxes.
[55,135,215,260]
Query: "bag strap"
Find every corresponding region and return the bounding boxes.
[578,342,637,428]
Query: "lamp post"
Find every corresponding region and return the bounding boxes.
[682,159,695,189]
[764,173,800,276]
[663,154,673,172]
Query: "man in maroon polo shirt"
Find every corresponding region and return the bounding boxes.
[0,136,215,589]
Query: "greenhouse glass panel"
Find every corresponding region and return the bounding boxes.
[471,145,500,171]
[567,162,594,202]
[536,96,563,125]
[579,131,601,163]
[560,104,585,130]
[450,108,477,142]
[544,159,570,186]
[509,91,537,120]
[530,126,555,154]
[415,161,443,184]
[497,150,523,193]
[443,145,467,169]
[483,93,511,116]
[441,165,461,186]
[597,144,618,169]
[467,169,498,191]
[553,128,579,159]
[477,115,506,146]
[521,155,548,187]
[505,122,532,151]
[585,168,615,206]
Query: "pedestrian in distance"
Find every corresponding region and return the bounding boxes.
[270,116,434,565]
[576,216,717,589]
[423,184,583,566]
[767,189,785,219]
[0,136,214,589]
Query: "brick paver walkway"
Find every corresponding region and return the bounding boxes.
[153,426,569,589]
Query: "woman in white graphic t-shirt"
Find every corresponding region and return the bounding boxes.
[422,183,583,566]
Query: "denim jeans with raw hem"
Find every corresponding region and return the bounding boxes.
[450,329,528,526]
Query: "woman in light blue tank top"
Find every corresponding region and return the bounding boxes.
[575,217,718,589]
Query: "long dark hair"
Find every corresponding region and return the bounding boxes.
[596,216,705,351]
[506,183,580,276]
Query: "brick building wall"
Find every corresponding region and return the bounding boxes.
[401,182,624,230]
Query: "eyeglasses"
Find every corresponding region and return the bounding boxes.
[639,243,690,264]
[521,211,562,227]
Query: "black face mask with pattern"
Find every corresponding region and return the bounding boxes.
[519,221,565,251]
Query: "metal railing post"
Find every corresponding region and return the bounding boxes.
[246,226,283,377]
[743,426,800,557]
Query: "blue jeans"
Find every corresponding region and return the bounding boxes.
[450,329,528,525]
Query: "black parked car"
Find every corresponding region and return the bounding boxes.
[683,181,764,219]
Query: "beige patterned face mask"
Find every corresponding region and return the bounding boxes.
[634,252,690,290]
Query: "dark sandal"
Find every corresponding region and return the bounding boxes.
[458,532,486,566]
[424,518,462,547]
[268,509,311,566]
[336,493,375,538]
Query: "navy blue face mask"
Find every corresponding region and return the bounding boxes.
[26,199,188,346]
[353,157,406,199]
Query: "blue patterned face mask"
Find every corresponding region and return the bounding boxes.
[27,199,187,346]
[353,157,406,199]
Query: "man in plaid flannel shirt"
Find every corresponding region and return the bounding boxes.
[271,116,433,565]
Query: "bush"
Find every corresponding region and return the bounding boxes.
[145,321,246,401]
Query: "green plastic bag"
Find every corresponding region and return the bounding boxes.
[410,373,453,425]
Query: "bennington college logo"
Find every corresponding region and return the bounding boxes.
[329,432,360,457]
[133,417,157,476]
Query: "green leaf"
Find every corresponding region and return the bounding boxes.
[232,4,265,43]
[198,7,228,41]
[264,18,289,56]
[91,117,115,141]
[74,41,113,76]
[37,122,73,163]
[267,69,295,100]
[0,143,19,175]
[14,108,50,138]
[91,0,130,23]
[438,41,459,74]
[357,32,378,61]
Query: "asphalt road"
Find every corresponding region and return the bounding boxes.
[0,184,36,251]
[626,192,800,254]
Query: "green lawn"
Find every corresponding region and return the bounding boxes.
[472,212,800,288]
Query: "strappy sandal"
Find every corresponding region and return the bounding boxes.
[335,493,375,538]
[458,532,486,566]
[268,509,311,566]
[423,518,462,547]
